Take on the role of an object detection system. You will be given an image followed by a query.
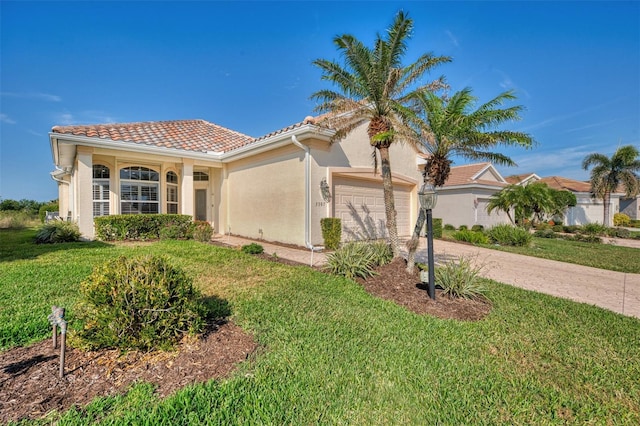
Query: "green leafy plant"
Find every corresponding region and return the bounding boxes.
[563,225,581,234]
[326,241,381,279]
[552,224,564,233]
[470,224,484,232]
[94,214,193,241]
[34,221,81,244]
[458,225,468,231]
[606,227,631,239]
[433,218,443,238]
[581,222,607,236]
[241,243,264,255]
[534,229,556,239]
[367,240,393,267]
[75,255,206,350]
[38,202,59,223]
[435,256,486,299]
[320,218,342,250]
[452,229,489,245]
[192,221,213,242]
[444,223,456,231]
[487,224,532,247]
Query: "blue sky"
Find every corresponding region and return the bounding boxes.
[1,1,638,201]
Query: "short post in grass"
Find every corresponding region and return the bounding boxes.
[48,306,67,378]
[418,182,438,300]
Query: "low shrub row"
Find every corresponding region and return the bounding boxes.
[95,214,197,241]
[451,224,532,247]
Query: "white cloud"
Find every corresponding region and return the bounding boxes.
[445,30,459,47]
[1,92,62,102]
[0,113,16,124]
[563,119,620,133]
[492,68,531,99]
[510,144,599,176]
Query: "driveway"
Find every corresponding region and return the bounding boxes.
[216,235,640,319]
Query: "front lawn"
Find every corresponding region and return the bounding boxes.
[1,228,639,424]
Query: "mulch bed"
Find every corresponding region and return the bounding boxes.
[0,252,490,423]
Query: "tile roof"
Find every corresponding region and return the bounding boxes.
[52,119,257,154]
[538,176,592,192]
[442,162,507,188]
[505,173,536,184]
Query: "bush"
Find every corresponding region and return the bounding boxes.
[582,222,607,236]
[563,225,581,234]
[470,224,484,232]
[452,229,489,245]
[0,210,35,229]
[444,224,456,231]
[535,222,551,231]
[630,219,640,228]
[326,240,393,280]
[94,214,193,241]
[75,255,206,350]
[433,218,443,239]
[562,234,602,243]
[192,221,213,242]
[614,213,631,227]
[320,218,342,250]
[34,221,81,244]
[534,229,556,239]
[606,227,631,239]
[241,243,264,254]
[458,225,468,231]
[435,256,486,299]
[487,224,532,247]
[552,225,564,233]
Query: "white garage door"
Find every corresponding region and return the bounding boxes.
[333,177,412,241]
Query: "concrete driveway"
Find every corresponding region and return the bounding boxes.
[216,235,640,319]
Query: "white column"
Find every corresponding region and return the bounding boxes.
[76,147,94,239]
[181,159,194,217]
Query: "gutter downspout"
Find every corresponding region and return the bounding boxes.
[291,136,324,265]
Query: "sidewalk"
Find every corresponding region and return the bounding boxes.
[213,234,640,319]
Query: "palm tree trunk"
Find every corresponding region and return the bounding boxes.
[603,191,611,226]
[378,145,401,257]
[406,207,425,274]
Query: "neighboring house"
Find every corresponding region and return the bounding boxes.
[620,196,640,220]
[538,176,624,225]
[431,162,511,228]
[49,118,425,246]
[504,172,540,186]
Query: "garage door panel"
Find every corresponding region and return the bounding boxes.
[333,177,411,241]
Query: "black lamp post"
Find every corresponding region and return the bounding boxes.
[418,182,438,300]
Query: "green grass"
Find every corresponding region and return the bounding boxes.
[2,228,639,424]
[442,229,640,273]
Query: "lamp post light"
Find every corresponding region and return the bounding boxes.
[418,182,438,300]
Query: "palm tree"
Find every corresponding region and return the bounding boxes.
[311,11,451,257]
[582,145,640,226]
[406,88,534,272]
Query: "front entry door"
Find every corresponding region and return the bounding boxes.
[195,189,207,221]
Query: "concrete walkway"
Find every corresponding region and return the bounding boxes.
[213,234,640,319]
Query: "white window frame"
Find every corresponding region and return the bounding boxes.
[120,166,160,214]
[93,164,110,217]
[166,171,179,214]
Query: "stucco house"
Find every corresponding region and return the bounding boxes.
[430,162,511,228]
[49,117,426,246]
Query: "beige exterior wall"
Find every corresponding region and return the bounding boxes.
[225,144,306,245]
[433,187,509,228]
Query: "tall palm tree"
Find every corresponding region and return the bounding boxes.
[406,88,534,272]
[582,145,640,226]
[311,11,451,257]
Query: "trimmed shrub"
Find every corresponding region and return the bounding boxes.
[487,224,532,247]
[458,225,468,231]
[75,255,206,350]
[452,229,490,245]
[433,218,443,239]
[435,256,486,299]
[470,224,484,232]
[563,225,581,234]
[614,213,631,227]
[94,214,193,241]
[630,219,640,228]
[444,223,456,231]
[192,221,213,242]
[552,225,564,233]
[34,221,81,244]
[241,243,264,254]
[535,222,551,231]
[320,218,342,250]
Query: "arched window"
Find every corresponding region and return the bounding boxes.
[120,166,159,214]
[93,165,110,217]
[166,171,179,214]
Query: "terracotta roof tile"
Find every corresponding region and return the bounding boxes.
[52,119,256,154]
[538,176,592,192]
[442,163,506,187]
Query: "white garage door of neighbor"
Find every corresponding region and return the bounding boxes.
[333,177,411,240]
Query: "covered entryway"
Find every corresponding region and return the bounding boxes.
[333,176,412,241]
